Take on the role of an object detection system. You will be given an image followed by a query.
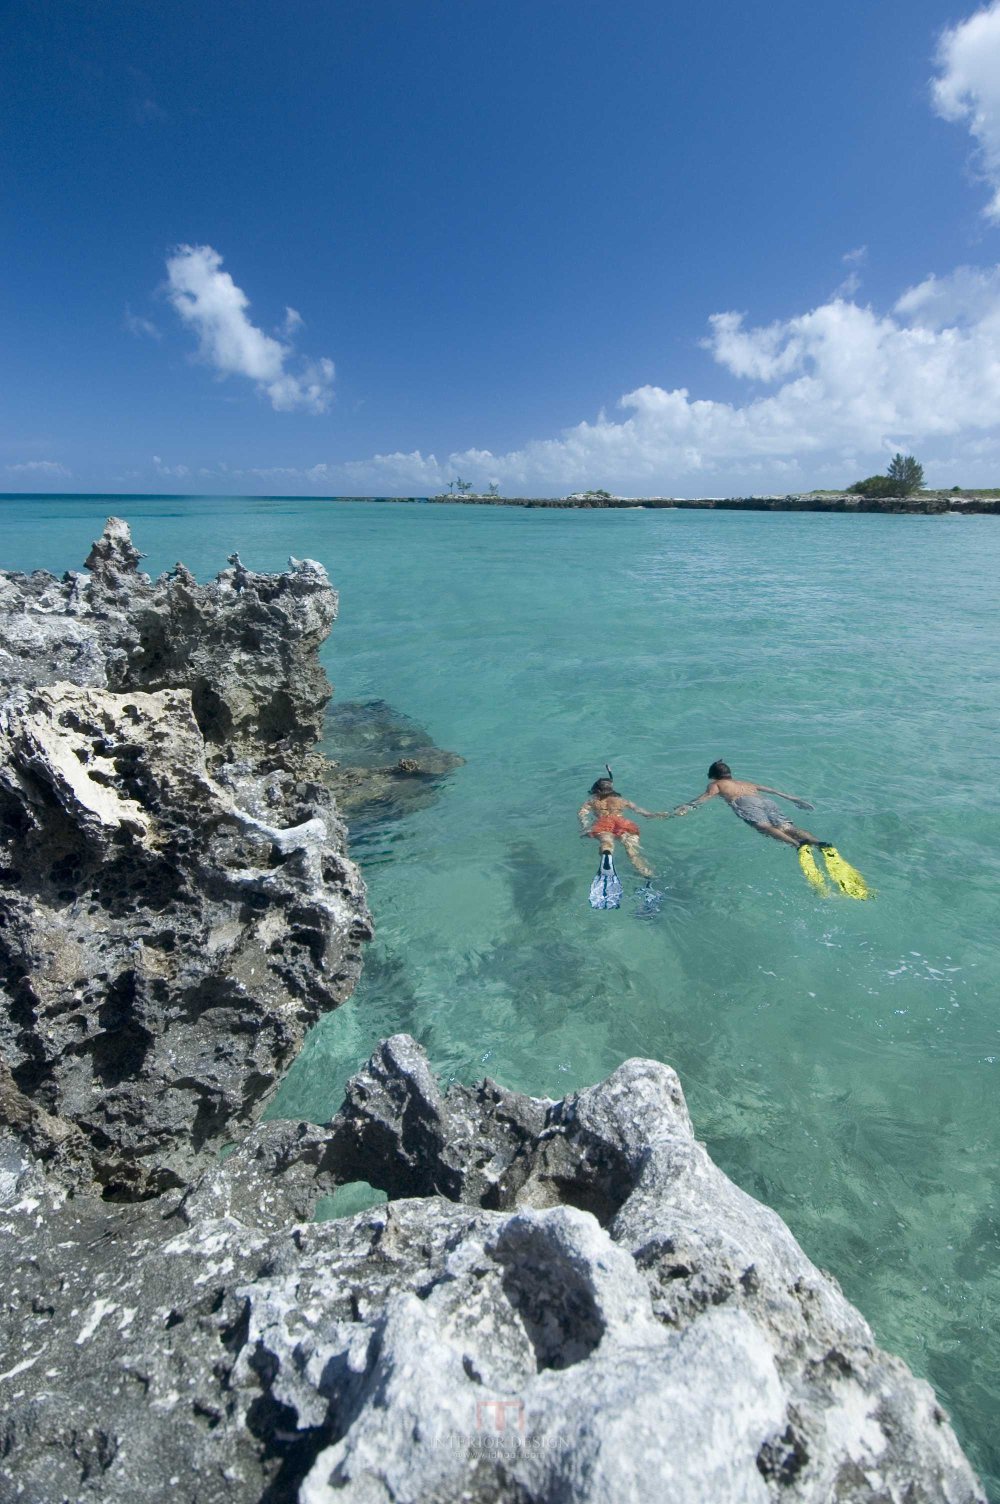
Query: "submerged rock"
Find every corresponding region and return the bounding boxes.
[322,698,463,819]
[0,1036,985,1502]
[0,521,371,1197]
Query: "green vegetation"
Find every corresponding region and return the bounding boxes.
[887,453,925,494]
[846,475,893,498]
[431,480,503,500]
[847,453,924,498]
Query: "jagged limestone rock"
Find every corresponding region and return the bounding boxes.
[0,523,371,1196]
[0,1038,985,1503]
[0,516,335,753]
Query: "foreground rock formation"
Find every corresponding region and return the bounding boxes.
[0,522,985,1502]
[0,522,371,1196]
[0,1035,985,1503]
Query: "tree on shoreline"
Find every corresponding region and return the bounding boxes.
[848,453,924,498]
[886,453,924,495]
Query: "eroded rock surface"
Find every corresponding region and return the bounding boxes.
[0,522,371,1196]
[0,1037,985,1503]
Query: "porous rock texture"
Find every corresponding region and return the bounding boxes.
[0,1035,986,1503]
[0,521,371,1197]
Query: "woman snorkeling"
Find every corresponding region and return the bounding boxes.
[578,769,667,878]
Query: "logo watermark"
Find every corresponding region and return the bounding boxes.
[475,1397,526,1435]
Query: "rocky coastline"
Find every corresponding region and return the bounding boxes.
[0,522,986,1502]
[332,493,1000,514]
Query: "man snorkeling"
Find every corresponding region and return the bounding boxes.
[672,760,825,847]
[671,760,871,898]
[579,773,666,879]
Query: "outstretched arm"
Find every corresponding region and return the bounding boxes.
[672,782,721,816]
[578,800,595,832]
[756,784,815,810]
[621,800,670,819]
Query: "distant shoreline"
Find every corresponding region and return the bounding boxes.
[343,492,1000,514]
[3,492,999,514]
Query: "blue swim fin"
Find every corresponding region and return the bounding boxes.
[635,879,664,917]
[589,850,623,910]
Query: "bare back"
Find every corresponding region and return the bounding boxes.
[587,794,632,819]
[711,777,762,805]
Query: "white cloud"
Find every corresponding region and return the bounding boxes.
[124,306,161,340]
[164,245,334,413]
[933,3,1000,219]
[282,306,304,335]
[152,455,190,479]
[831,247,868,300]
[893,263,1000,328]
[183,461,333,489]
[343,450,446,491]
[239,463,332,485]
[342,264,1000,495]
[6,460,71,478]
[834,271,862,299]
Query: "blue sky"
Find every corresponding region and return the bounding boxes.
[4,0,1000,496]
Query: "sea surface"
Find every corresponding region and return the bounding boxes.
[3,494,998,1494]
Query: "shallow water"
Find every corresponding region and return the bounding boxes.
[3,495,998,1494]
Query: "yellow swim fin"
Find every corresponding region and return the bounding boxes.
[820,845,873,900]
[798,843,828,894]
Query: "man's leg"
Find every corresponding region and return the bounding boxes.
[585,829,616,855]
[788,824,826,847]
[620,833,654,878]
[754,822,802,848]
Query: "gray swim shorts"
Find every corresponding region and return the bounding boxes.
[730,795,794,830]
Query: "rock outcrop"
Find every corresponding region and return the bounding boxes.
[0,522,371,1196]
[0,1036,986,1502]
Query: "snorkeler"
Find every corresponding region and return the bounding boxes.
[579,772,666,878]
[671,760,871,899]
[671,761,825,848]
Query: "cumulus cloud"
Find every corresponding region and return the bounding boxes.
[6,460,71,478]
[342,264,1000,495]
[933,2,1000,218]
[164,245,334,413]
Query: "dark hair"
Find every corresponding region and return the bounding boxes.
[590,777,616,796]
[708,760,731,780]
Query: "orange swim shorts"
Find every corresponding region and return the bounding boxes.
[590,816,640,838]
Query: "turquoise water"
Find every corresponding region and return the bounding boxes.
[3,496,998,1494]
